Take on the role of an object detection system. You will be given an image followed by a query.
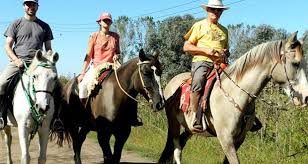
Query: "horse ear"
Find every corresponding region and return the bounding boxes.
[299,34,307,45]
[153,49,160,58]
[285,31,298,49]
[139,48,146,61]
[35,50,43,61]
[52,52,59,63]
[288,31,298,44]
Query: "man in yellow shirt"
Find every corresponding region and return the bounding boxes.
[183,0,230,132]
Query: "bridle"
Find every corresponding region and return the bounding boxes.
[114,59,154,103]
[19,61,56,139]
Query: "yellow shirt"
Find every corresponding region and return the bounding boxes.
[184,19,229,62]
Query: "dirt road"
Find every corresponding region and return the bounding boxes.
[0,127,155,164]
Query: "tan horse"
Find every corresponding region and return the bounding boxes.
[159,32,308,164]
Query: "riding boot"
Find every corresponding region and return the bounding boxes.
[0,95,8,129]
[189,92,202,132]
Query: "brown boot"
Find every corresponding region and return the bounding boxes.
[188,92,202,132]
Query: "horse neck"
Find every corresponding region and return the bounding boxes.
[116,58,140,96]
[224,41,281,97]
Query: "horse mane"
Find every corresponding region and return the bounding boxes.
[223,40,283,81]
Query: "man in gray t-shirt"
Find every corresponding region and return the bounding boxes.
[0,0,53,128]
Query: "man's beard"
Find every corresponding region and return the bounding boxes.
[26,10,36,17]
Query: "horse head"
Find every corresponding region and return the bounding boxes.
[137,48,165,111]
[27,50,59,114]
[271,32,308,106]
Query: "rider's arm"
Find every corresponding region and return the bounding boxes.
[183,41,221,62]
[4,36,23,67]
[44,40,52,51]
[78,35,94,83]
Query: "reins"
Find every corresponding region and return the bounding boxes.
[113,59,152,102]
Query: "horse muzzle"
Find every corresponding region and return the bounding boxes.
[35,103,50,114]
[152,98,165,112]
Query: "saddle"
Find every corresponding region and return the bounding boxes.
[180,64,227,113]
[87,62,120,97]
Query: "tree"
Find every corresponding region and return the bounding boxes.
[156,15,196,84]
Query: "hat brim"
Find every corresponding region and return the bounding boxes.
[201,4,229,10]
[23,1,38,4]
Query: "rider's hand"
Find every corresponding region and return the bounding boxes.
[113,55,120,61]
[13,58,24,68]
[78,73,85,83]
[203,48,215,56]
[223,49,230,57]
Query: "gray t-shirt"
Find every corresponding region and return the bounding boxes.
[4,17,53,60]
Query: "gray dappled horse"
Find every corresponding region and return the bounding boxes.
[56,49,164,164]
[2,50,59,164]
[159,32,308,164]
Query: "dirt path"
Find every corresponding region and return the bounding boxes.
[0,127,155,164]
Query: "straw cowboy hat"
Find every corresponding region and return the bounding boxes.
[201,0,229,10]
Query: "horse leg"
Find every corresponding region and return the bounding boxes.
[222,133,247,164]
[159,105,183,164]
[217,132,240,164]
[71,127,90,164]
[18,125,31,164]
[37,125,51,164]
[97,126,113,164]
[4,126,13,164]
[113,125,131,163]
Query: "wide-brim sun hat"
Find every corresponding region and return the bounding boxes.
[201,0,229,10]
[23,0,38,4]
[96,12,113,23]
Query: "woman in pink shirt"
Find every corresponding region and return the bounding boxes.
[78,12,120,103]
[77,12,142,126]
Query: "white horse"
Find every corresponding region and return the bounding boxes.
[159,32,308,164]
[2,50,59,164]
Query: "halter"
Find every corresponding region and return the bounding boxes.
[217,43,299,113]
[114,60,153,103]
[20,61,56,139]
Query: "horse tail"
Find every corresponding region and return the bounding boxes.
[49,78,78,146]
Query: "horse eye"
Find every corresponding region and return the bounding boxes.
[33,75,37,79]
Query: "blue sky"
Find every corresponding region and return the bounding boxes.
[0,0,307,76]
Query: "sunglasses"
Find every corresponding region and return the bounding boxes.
[208,7,223,12]
[102,19,112,24]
